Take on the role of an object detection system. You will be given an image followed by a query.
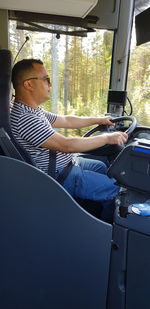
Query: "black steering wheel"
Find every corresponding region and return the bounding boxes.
[83,116,137,137]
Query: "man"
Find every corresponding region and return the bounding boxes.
[10,59,128,222]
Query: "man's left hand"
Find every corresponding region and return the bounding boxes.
[98,116,115,126]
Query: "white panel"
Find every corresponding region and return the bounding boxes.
[0,0,98,18]
[90,0,120,30]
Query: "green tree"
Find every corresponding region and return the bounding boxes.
[128,43,150,126]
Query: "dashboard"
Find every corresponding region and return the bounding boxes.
[128,126,150,142]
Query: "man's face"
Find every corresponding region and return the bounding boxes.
[25,63,52,105]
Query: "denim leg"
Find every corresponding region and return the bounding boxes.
[62,160,119,202]
[56,157,119,222]
[75,169,119,201]
[76,156,108,175]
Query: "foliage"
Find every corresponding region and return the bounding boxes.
[127,43,150,126]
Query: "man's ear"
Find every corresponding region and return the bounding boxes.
[23,80,33,90]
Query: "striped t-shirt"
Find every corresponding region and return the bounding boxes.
[10,102,72,174]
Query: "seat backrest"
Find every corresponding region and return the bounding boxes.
[0,49,36,165]
[0,127,24,160]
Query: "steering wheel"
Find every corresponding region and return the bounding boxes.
[83,116,137,137]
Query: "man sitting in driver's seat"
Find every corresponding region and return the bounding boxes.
[10,59,128,223]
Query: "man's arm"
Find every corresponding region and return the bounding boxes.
[41,130,128,153]
[52,115,114,129]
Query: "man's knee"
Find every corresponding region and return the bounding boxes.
[77,156,108,174]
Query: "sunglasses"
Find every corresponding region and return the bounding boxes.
[23,76,51,84]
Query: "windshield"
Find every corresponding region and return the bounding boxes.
[10,14,150,131]
[10,21,114,135]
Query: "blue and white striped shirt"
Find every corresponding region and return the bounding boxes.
[10,102,72,174]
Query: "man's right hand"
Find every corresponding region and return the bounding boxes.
[105,131,128,146]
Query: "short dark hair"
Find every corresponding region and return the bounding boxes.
[12,59,43,89]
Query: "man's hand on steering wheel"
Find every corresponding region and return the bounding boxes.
[82,116,137,152]
[104,131,128,146]
[96,115,115,127]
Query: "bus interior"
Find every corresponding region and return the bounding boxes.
[0,0,150,308]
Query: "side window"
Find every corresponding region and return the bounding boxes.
[127,21,150,126]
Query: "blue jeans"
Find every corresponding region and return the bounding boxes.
[56,157,120,222]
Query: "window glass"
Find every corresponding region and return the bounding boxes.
[10,21,113,135]
[127,22,150,126]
